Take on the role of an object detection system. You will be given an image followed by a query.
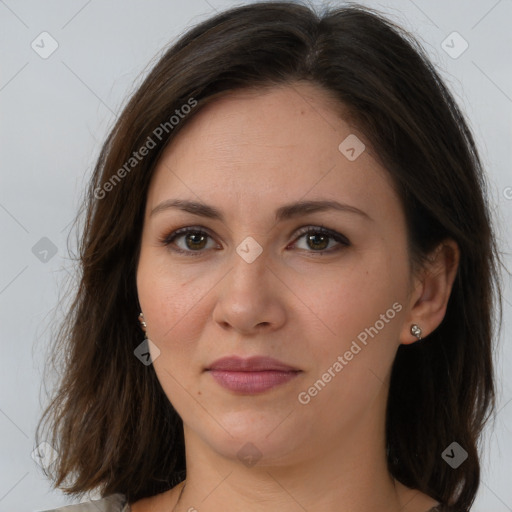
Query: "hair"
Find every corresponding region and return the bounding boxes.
[36,2,503,511]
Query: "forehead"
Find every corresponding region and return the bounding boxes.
[161,83,350,171]
[146,83,400,223]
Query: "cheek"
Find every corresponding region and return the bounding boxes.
[136,252,207,405]
[307,250,408,380]
[137,245,207,339]
[299,269,406,425]
[317,254,406,332]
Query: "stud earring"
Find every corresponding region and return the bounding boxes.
[138,312,147,334]
[410,324,422,340]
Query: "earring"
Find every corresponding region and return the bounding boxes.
[138,312,147,335]
[410,324,422,340]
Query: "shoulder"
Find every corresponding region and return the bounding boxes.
[39,493,129,512]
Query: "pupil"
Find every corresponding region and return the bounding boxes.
[187,233,206,249]
[308,233,328,250]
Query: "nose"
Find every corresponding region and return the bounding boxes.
[211,244,287,336]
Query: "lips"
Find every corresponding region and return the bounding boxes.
[205,356,301,393]
[207,355,300,372]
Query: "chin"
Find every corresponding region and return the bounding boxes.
[191,411,306,465]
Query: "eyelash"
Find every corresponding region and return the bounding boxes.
[159,225,350,256]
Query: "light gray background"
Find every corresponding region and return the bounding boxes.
[1,0,511,510]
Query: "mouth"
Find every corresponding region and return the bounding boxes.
[205,356,302,394]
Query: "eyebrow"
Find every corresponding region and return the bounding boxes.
[150,198,371,222]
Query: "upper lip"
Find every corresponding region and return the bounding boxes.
[206,356,300,372]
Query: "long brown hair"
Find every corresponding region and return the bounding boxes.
[36,2,503,510]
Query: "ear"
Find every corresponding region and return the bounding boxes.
[399,239,460,345]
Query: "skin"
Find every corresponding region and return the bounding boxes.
[134,82,459,512]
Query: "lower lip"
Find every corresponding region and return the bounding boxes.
[207,370,300,393]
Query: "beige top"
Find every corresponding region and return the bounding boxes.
[40,493,129,511]
[41,493,443,512]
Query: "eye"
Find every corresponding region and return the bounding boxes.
[160,226,218,256]
[159,225,350,256]
[290,225,350,254]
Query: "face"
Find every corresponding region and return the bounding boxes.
[136,82,414,465]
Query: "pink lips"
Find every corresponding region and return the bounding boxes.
[206,356,301,394]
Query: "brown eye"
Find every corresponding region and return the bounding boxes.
[161,227,217,255]
[182,231,208,250]
[292,226,350,253]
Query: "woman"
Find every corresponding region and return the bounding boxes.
[36,2,502,511]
